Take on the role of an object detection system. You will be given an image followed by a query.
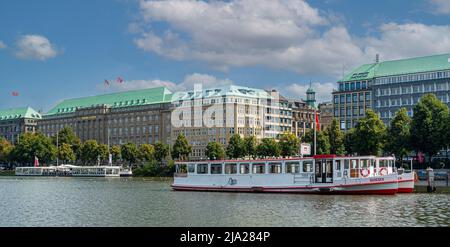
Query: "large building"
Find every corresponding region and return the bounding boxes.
[333,53,450,128]
[289,99,317,138]
[318,102,333,130]
[38,87,173,146]
[0,107,42,144]
[171,85,292,159]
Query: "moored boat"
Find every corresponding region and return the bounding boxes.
[172,155,403,195]
[15,165,122,177]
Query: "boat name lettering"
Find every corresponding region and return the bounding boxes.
[370,178,384,182]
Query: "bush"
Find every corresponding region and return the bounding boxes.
[133,160,175,177]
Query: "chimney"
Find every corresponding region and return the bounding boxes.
[375,54,380,63]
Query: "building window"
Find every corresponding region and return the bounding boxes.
[362,81,367,89]
[346,94,351,103]
[365,92,371,101]
[345,83,349,91]
[353,93,357,102]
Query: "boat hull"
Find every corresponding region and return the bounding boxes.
[397,172,415,193]
[172,180,398,195]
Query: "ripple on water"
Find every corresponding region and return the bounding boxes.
[0,177,449,227]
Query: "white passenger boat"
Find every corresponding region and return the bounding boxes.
[15,165,122,177]
[172,155,406,195]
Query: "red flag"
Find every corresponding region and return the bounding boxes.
[104,79,110,86]
[116,77,124,83]
[315,111,320,132]
[12,91,19,96]
[34,156,39,167]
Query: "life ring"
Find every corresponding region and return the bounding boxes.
[379,167,388,176]
[360,169,370,178]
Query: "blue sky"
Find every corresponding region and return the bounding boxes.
[1,0,450,112]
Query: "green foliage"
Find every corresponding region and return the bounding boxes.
[303,129,330,155]
[243,135,257,158]
[328,118,345,155]
[139,144,155,162]
[132,160,175,177]
[0,138,13,163]
[205,142,225,160]
[97,144,109,163]
[10,132,57,165]
[121,142,139,166]
[58,143,75,163]
[154,142,169,162]
[171,134,192,161]
[350,110,387,156]
[226,134,244,159]
[110,145,121,163]
[344,130,355,155]
[411,94,449,161]
[257,138,281,158]
[385,108,412,162]
[53,126,81,147]
[279,132,300,157]
[80,140,100,165]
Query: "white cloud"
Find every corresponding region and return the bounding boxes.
[281,82,336,103]
[0,41,6,49]
[430,0,450,14]
[104,73,234,93]
[133,0,450,78]
[15,34,58,60]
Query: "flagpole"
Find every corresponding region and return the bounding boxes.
[314,111,317,156]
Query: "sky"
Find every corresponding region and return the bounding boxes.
[1,0,450,112]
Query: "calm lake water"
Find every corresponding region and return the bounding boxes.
[0,177,448,227]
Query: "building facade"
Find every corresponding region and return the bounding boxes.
[333,53,450,128]
[289,99,317,139]
[0,107,42,144]
[318,102,334,131]
[171,85,292,159]
[38,87,173,146]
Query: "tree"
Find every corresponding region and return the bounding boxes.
[344,129,356,155]
[303,129,330,155]
[243,135,257,159]
[10,132,57,165]
[110,145,122,163]
[328,118,345,155]
[139,144,155,163]
[257,138,281,158]
[0,138,13,164]
[385,108,412,163]
[226,134,244,159]
[411,94,449,163]
[53,126,81,147]
[205,142,225,160]
[351,110,387,155]
[97,144,109,164]
[121,143,139,166]
[80,140,100,165]
[154,142,169,162]
[58,143,75,164]
[171,134,192,161]
[279,132,300,157]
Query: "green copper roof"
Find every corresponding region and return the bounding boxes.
[46,87,173,116]
[171,85,272,101]
[339,53,450,82]
[0,107,42,120]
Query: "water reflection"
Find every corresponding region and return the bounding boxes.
[0,177,448,227]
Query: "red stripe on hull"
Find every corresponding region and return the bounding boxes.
[171,186,398,195]
[397,188,414,193]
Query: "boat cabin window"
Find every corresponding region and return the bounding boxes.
[335,160,342,177]
[350,159,359,178]
[303,160,313,173]
[252,163,265,174]
[239,163,250,174]
[188,164,195,173]
[176,164,187,173]
[269,162,282,174]
[211,164,223,174]
[225,163,237,174]
[379,159,388,167]
[344,159,349,170]
[197,164,208,174]
[286,161,300,174]
[360,159,370,168]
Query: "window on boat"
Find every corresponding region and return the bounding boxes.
[211,164,223,174]
[286,161,300,174]
[303,160,313,173]
[350,159,359,178]
[197,164,208,174]
[225,163,237,174]
[379,159,388,167]
[252,163,265,174]
[335,160,342,177]
[239,163,250,174]
[326,160,333,177]
[360,159,369,168]
[176,164,187,173]
[344,159,349,170]
[188,164,195,173]
[269,162,282,174]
